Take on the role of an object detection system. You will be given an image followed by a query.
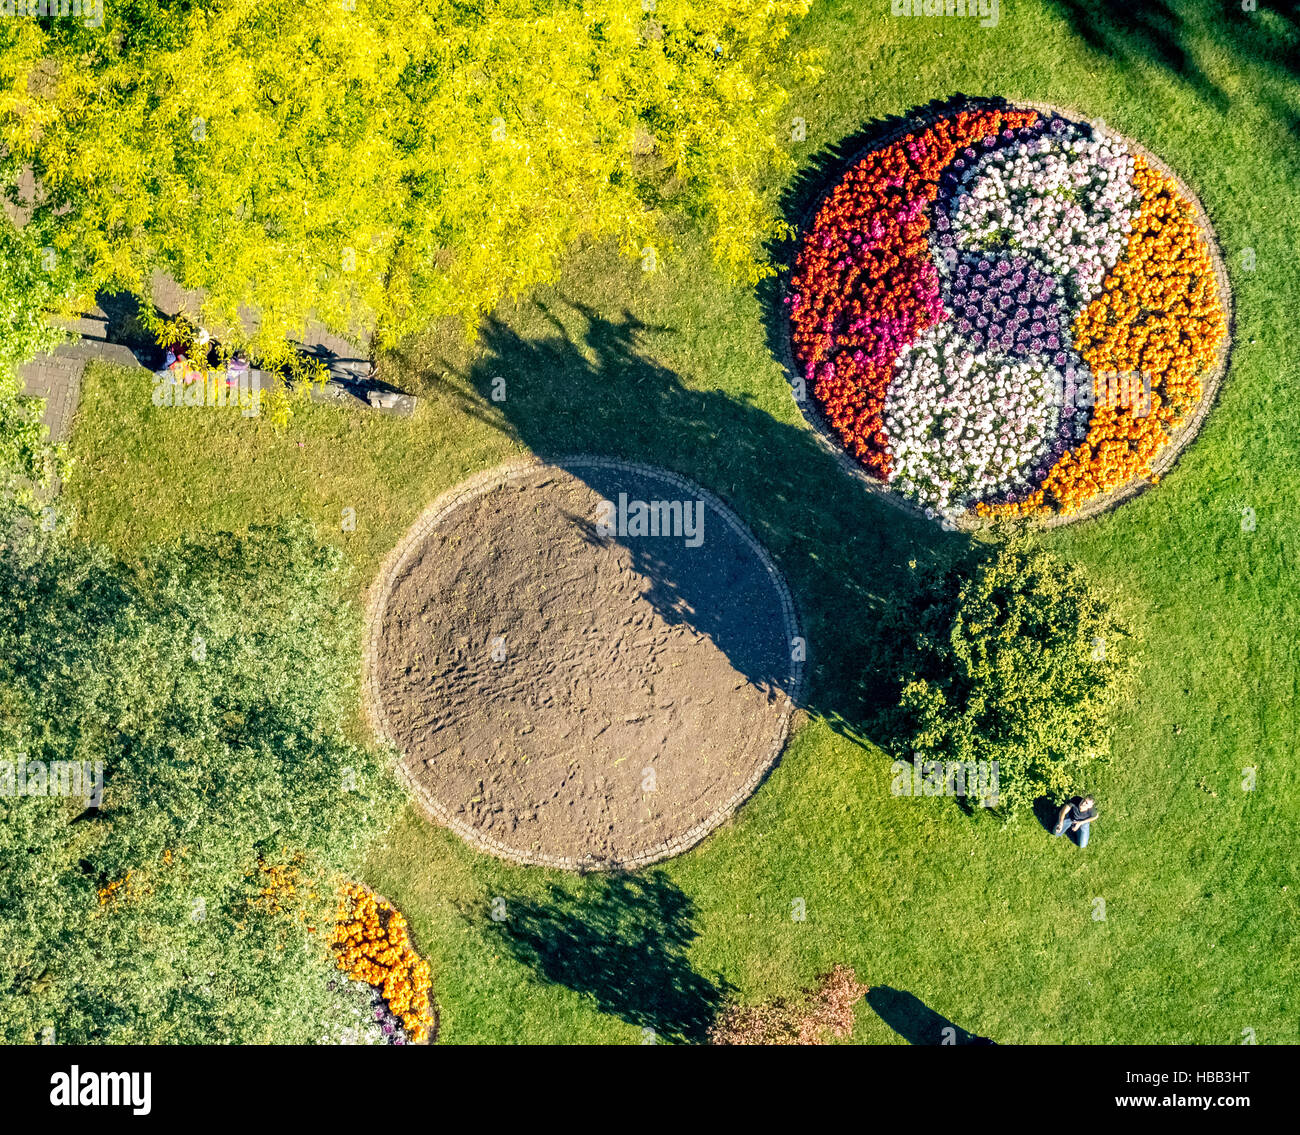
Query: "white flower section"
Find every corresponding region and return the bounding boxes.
[884,322,1068,515]
[946,130,1138,310]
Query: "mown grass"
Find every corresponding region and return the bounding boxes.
[66,0,1299,1043]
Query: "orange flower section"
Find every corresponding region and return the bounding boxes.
[980,156,1227,519]
[96,871,134,906]
[96,848,180,908]
[329,884,435,1044]
[254,856,319,930]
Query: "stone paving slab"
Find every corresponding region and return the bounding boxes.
[53,339,150,367]
[18,354,83,446]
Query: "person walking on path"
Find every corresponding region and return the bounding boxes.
[1053,795,1098,848]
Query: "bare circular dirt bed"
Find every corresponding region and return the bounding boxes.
[365,458,803,871]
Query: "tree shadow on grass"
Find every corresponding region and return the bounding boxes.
[1046,0,1229,110]
[1047,1,1299,98]
[1042,1,1300,150]
[488,871,730,1044]
[867,986,995,1045]
[424,296,975,756]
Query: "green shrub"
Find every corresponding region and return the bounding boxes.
[887,540,1137,818]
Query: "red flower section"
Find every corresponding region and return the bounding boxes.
[788,108,1038,477]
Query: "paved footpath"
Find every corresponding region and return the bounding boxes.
[10,165,384,452]
[18,307,148,445]
[18,281,373,457]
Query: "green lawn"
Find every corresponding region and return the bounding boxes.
[65,1,1299,1043]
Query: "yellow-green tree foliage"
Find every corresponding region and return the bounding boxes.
[0,0,815,362]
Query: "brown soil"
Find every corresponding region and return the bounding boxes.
[365,458,803,870]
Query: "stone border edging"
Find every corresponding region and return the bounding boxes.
[362,455,806,872]
[775,97,1236,531]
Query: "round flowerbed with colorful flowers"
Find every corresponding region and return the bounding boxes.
[786,101,1230,525]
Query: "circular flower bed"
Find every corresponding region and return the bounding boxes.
[787,103,1230,524]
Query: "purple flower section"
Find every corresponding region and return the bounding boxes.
[946,252,1072,361]
[366,988,416,1046]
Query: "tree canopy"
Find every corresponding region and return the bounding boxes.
[0,0,814,364]
[0,515,398,1042]
[887,540,1138,817]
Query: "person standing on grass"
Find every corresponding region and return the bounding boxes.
[1053,795,1098,848]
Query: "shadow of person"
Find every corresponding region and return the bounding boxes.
[488,871,731,1044]
[1033,795,1063,834]
[867,986,995,1045]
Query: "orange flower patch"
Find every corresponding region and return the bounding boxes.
[96,871,134,906]
[251,854,322,931]
[980,156,1227,518]
[328,883,436,1044]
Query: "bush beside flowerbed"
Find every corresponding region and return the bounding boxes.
[883,541,1137,817]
